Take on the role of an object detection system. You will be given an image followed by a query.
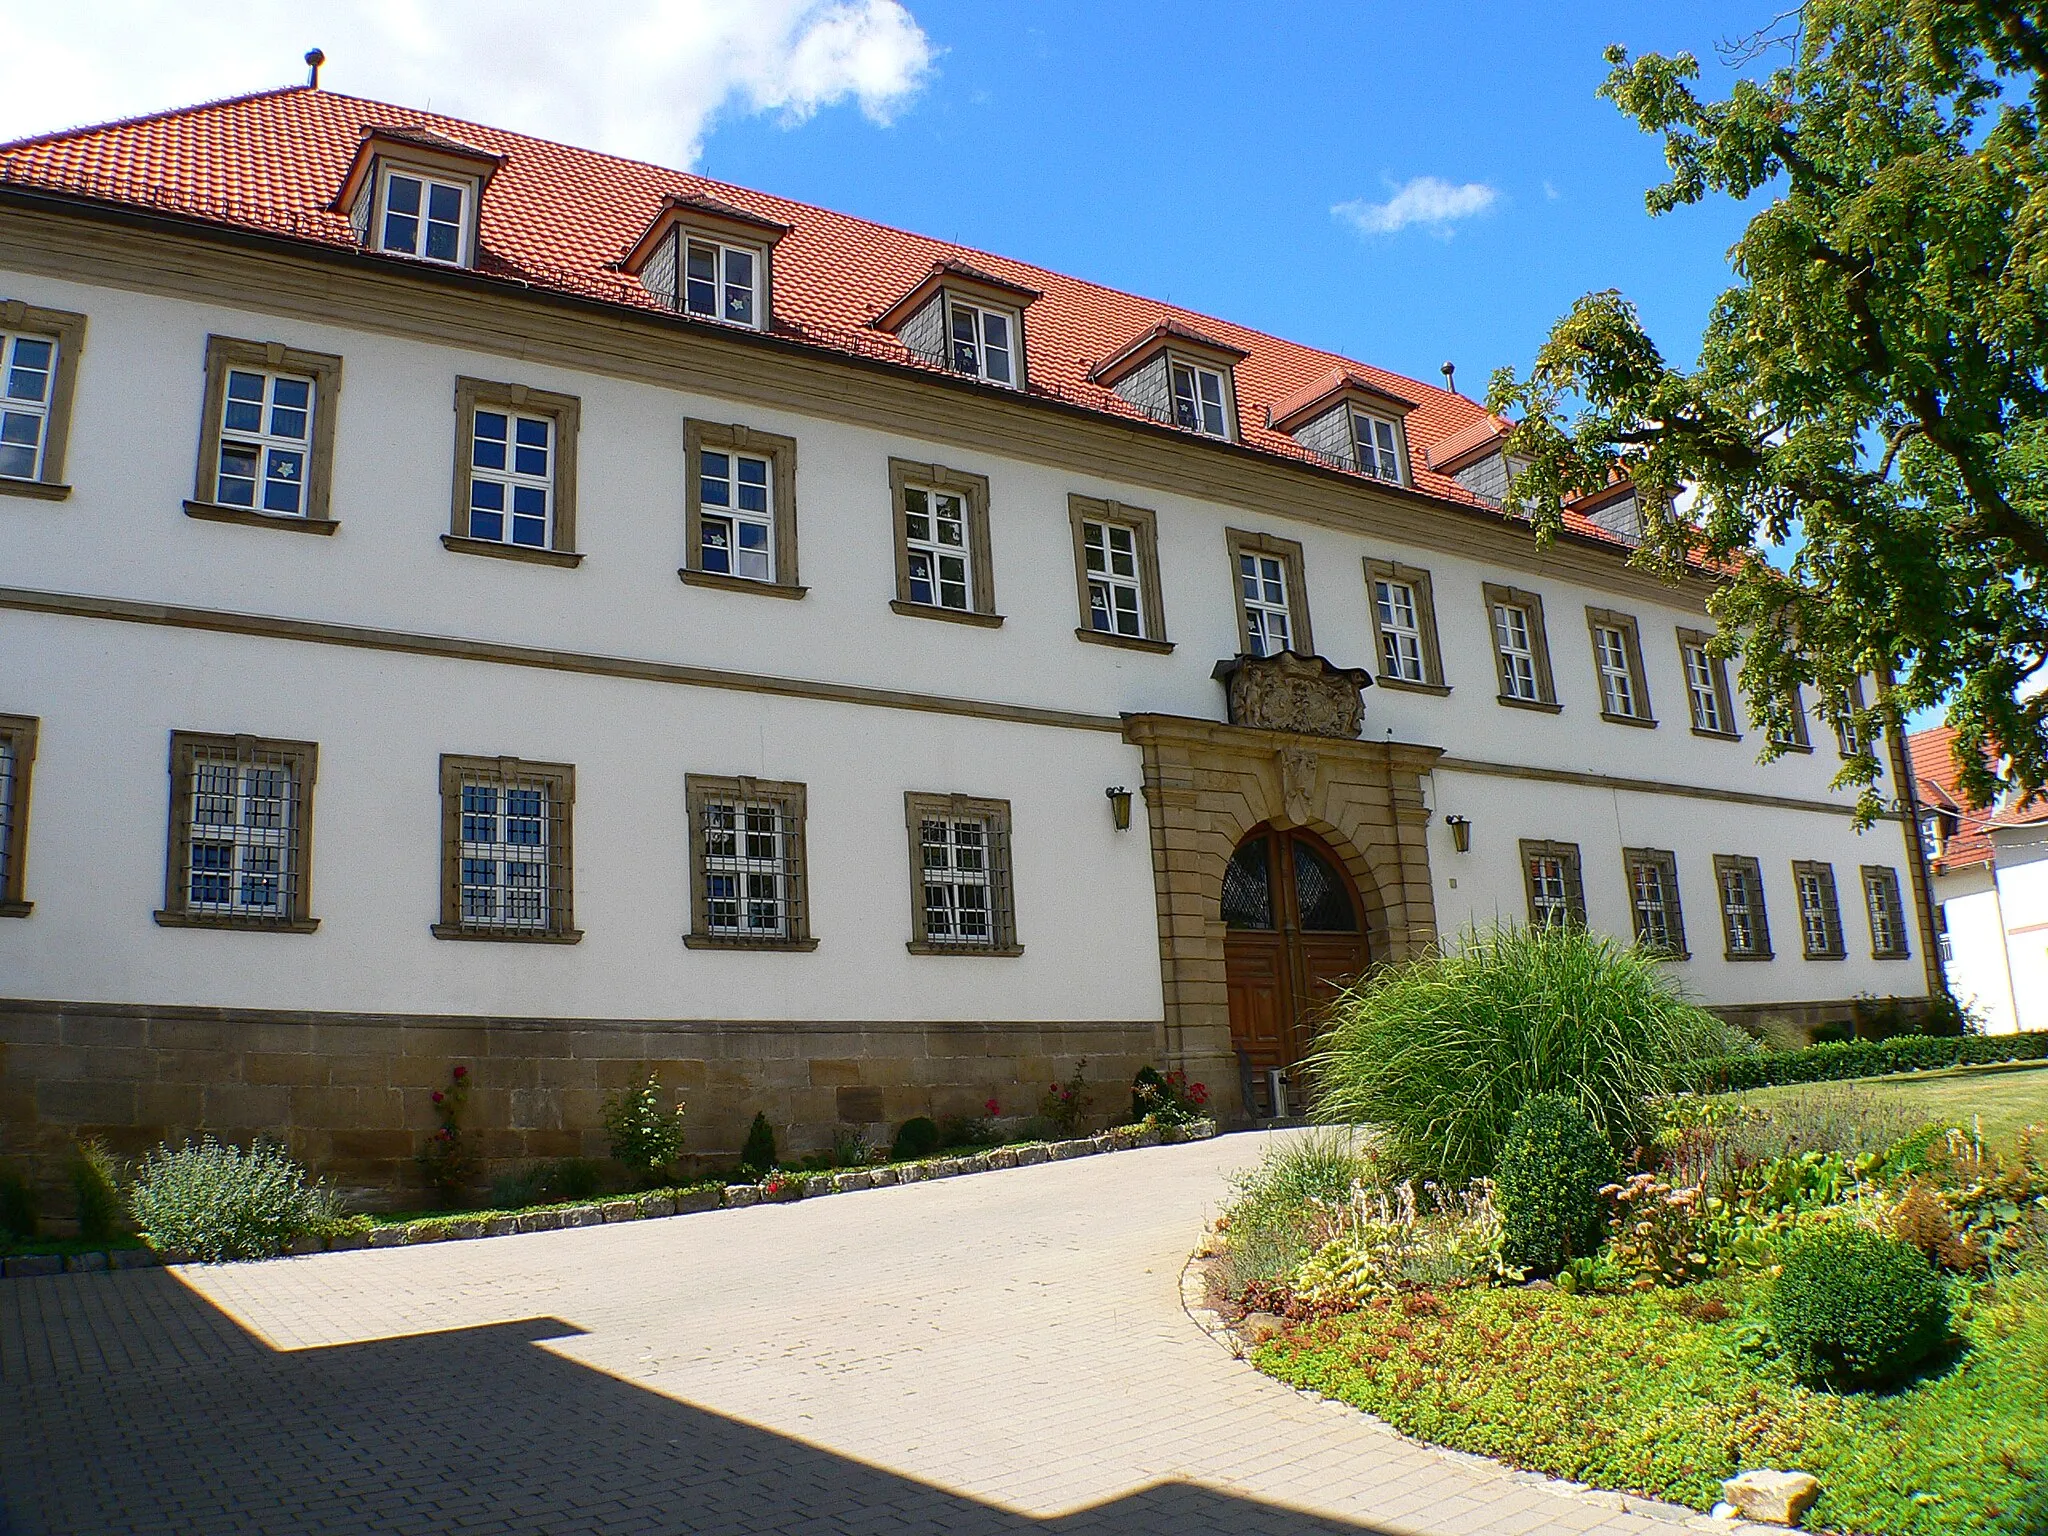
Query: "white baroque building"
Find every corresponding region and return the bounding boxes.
[0,88,1941,1192]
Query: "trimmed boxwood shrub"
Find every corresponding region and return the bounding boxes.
[1766,1225,1951,1389]
[891,1116,941,1160]
[1689,1029,2048,1094]
[1495,1094,1616,1274]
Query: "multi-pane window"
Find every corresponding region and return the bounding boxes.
[469,408,553,548]
[698,448,773,581]
[1084,520,1146,638]
[1682,640,1729,733]
[1352,412,1401,481]
[1171,361,1229,437]
[1624,848,1687,956]
[1713,855,1771,959]
[1863,865,1910,959]
[905,793,1018,954]
[1594,625,1638,717]
[1520,840,1585,928]
[0,715,36,916]
[1375,578,1426,682]
[380,173,467,264]
[438,756,576,941]
[215,368,314,516]
[158,733,316,930]
[0,330,56,481]
[1769,686,1812,750]
[683,238,759,326]
[1240,553,1293,656]
[903,482,972,610]
[1834,679,1871,757]
[948,301,1014,385]
[1794,861,1845,958]
[687,776,810,947]
[1494,602,1540,701]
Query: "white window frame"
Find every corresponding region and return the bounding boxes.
[468,406,555,550]
[903,481,974,611]
[1494,602,1541,701]
[919,814,995,948]
[1351,410,1402,482]
[457,778,551,932]
[697,445,775,582]
[946,299,1017,387]
[1683,642,1727,733]
[1170,360,1230,437]
[214,366,316,517]
[1374,577,1426,682]
[1722,867,1758,955]
[0,329,57,482]
[1240,552,1293,656]
[378,169,470,266]
[1594,624,1639,717]
[1083,518,1147,638]
[184,757,297,919]
[701,796,791,939]
[682,236,763,329]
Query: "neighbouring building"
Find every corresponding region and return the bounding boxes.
[0,87,1942,1198]
[1909,726,2048,1033]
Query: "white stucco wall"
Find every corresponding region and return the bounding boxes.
[1935,866,2018,1033]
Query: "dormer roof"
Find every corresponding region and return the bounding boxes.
[617,191,792,275]
[873,258,1041,333]
[1425,413,1514,474]
[331,122,503,214]
[1267,366,1419,434]
[1086,320,1247,389]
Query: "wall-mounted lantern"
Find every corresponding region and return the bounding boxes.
[1106,786,1133,831]
[1443,813,1471,854]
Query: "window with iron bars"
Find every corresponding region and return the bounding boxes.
[905,792,1019,955]
[1713,854,1772,960]
[686,775,813,949]
[1623,847,1687,957]
[157,732,318,931]
[1793,861,1845,959]
[0,714,37,916]
[1520,839,1585,928]
[436,755,578,942]
[1862,865,1910,959]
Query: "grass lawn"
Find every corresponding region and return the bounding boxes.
[1736,1061,2048,1153]
[1258,1274,2048,1536]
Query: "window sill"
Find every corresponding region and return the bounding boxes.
[906,941,1025,957]
[1642,947,1691,962]
[1872,951,1914,961]
[1771,741,1816,755]
[1375,676,1451,697]
[1800,950,1848,962]
[1600,711,1658,729]
[185,500,338,535]
[1723,950,1776,962]
[1075,627,1174,655]
[1495,695,1563,714]
[679,568,808,600]
[890,599,1003,628]
[154,910,320,933]
[442,534,583,568]
[0,478,71,501]
[0,900,31,918]
[430,923,584,944]
[683,933,821,952]
[1690,726,1744,742]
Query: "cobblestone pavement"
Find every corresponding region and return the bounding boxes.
[2,1132,1705,1536]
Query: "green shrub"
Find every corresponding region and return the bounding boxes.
[1766,1224,1951,1389]
[70,1139,125,1243]
[1309,923,1738,1179]
[602,1072,687,1186]
[892,1116,941,1160]
[1131,1066,1210,1124]
[490,1157,608,1209]
[129,1138,347,1262]
[0,1160,38,1242]
[740,1112,777,1174]
[1690,1029,2048,1093]
[1495,1094,1616,1275]
[1220,1128,1375,1291]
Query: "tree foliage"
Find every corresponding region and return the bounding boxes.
[1488,1,2048,814]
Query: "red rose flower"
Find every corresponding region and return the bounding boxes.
[452,1065,468,1079]
[431,1090,444,1104]
[984,1098,1001,1115]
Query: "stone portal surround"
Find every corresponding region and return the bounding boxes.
[0,998,1161,1207]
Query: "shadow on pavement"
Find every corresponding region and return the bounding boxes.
[2,1267,1401,1536]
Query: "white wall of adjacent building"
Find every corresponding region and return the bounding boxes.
[1936,829,2048,1034]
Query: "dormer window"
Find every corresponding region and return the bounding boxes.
[1352,411,1403,481]
[380,172,469,264]
[334,125,502,273]
[1172,361,1229,437]
[683,237,760,326]
[876,261,1038,390]
[1090,322,1246,443]
[619,193,790,333]
[1268,367,1415,482]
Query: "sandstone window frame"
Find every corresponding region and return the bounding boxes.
[1068,494,1171,653]
[1793,859,1847,960]
[1585,607,1655,726]
[0,713,38,917]
[1622,846,1688,958]
[1677,627,1742,740]
[680,419,803,598]
[445,376,583,568]
[1366,558,1448,694]
[904,791,1022,956]
[0,300,87,500]
[186,335,344,535]
[1861,864,1911,960]
[684,773,816,951]
[435,753,581,944]
[1520,838,1586,928]
[1227,528,1313,658]
[1713,854,1773,961]
[156,730,320,933]
[888,458,1000,626]
[1484,582,1560,711]
[1769,685,1814,753]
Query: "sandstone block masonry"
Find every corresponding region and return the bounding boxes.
[0,999,1160,1208]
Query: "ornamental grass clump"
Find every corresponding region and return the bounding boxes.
[1308,922,1738,1180]
[1766,1224,1951,1390]
[1494,1094,1616,1275]
[1219,1128,1377,1291]
[129,1137,348,1262]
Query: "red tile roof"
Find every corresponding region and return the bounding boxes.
[0,85,1660,557]
[1907,724,2048,873]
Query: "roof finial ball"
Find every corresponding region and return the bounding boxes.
[1441,360,1458,395]
[305,49,326,89]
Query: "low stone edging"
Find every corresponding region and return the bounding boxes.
[1,1118,1219,1279]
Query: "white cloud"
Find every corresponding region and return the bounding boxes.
[1333,175,1497,237]
[0,0,935,168]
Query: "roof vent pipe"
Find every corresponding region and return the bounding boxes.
[305,49,325,88]
[1440,361,1457,395]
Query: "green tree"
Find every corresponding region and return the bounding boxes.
[1489,1,2048,814]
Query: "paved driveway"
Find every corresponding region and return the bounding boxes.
[2,1132,1701,1536]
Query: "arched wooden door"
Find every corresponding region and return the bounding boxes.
[1222,824,1370,1115]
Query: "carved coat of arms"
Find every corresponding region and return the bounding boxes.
[1213,652,1373,740]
